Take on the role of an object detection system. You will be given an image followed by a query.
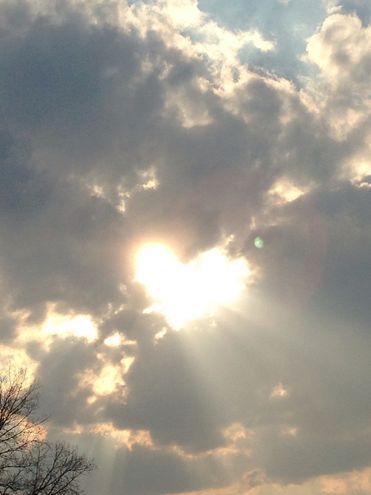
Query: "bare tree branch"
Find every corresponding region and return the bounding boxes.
[0,367,95,495]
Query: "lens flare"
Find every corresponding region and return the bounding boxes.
[254,236,264,249]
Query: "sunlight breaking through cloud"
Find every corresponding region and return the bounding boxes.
[42,312,98,342]
[135,244,250,328]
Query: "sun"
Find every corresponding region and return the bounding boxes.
[134,243,249,329]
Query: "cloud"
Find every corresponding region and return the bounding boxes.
[0,0,370,494]
[198,0,327,80]
[305,11,371,140]
[330,0,371,25]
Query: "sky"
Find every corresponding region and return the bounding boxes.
[0,0,370,494]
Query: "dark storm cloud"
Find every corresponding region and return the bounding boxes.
[0,315,17,342]
[246,183,371,327]
[31,338,100,426]
[0,131,50,219]
[110,445,220,495]
[0,177,126,316]
[0,6,148,179]
[106,330,229,452]
[67,429,249,495]
[0,8,139,316]
[308,184,371,325]
[236,183,371,481]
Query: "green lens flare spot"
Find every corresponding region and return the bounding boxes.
[254,236,264,249]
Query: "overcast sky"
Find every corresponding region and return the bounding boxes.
[0,0,371,494]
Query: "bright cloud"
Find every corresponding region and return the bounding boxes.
[42,311,98,343]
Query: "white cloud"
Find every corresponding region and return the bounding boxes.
[305,13,371,137]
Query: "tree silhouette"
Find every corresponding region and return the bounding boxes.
[0,367,95,494]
